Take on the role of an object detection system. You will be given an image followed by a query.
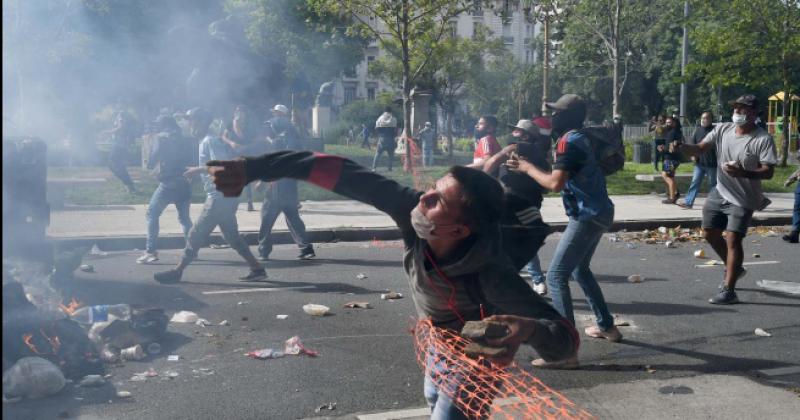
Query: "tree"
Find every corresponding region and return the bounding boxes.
[308,0,477,172]
[689,0,800,166]
[226,0,366,111]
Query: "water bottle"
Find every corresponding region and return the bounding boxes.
[70,304,131,324]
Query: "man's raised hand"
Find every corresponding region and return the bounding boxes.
[206,158,247,197]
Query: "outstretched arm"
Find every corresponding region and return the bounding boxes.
[207,150,421,228]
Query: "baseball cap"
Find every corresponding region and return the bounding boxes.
[507,119,537,136]
[272,104,289,115]
[728,94,759,109]
[545,94,585,112]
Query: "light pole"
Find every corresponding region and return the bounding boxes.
[519,1,561,116]
[679,0,689,125]
[541,16,550,116]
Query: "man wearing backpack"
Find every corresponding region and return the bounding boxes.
[507,94,621,369]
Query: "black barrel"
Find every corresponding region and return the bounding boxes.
[2,137,52,264]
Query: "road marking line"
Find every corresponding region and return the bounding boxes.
[695,260,779,268]
[202,286,315,295]
[357,408,430,420]
[758,366,800,377]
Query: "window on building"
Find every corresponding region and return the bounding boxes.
[344,86,357,105]
[471,0,483,16]
[502,23,511,38]
[525,50,531,64]
[344,65,357,78]
[367,87,376,101]
[472,22,483,39]
[367,56,375,71]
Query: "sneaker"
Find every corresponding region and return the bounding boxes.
[298,248,316,260]
[782,231,799,243]
[239,269,267,282]
[676,200,693,209]
[661,198,677,204]
[154,269,182,284]
[533,282,548,296]
[136,253,159,264]
[709,288,739,305]
[531,356,579,370]
[585,326,623,342]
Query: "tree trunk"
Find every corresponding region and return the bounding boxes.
[611,0,621,117]
[401,0,412,173]
[447,109,454,159]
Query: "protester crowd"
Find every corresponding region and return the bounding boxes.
[100,92,796,419]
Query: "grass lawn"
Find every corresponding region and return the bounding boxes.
[51,151,798,206]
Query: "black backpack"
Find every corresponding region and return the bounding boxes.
[577,126,625,176]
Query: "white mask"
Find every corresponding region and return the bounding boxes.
[410,207,461,240]
[732,112,748,126]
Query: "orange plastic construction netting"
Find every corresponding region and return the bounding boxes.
[413,319,595,420]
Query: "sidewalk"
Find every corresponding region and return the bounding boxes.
[48,193,795,250]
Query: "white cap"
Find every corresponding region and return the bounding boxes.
[272,104,289,115]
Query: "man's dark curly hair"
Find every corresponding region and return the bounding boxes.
[447,165,505,233]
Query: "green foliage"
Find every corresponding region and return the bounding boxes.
[226,0,366,108]
[688,0,800,164]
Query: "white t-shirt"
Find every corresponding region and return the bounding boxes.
[700,123,777,210]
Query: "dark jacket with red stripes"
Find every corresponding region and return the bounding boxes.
[244,151,578,361]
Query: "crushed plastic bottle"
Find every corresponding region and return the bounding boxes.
[70,304,131,325]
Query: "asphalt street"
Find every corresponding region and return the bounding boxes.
[4,232,799,420]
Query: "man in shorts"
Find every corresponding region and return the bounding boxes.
[677,94,777,304]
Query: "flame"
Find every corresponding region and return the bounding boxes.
[22,333,41,354]
[40,328,61,354]
[59,298,83,315]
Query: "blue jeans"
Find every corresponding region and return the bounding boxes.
[547,210,615,331]
[258,197,312,258]
[793,182,800,232]
[526,255,546,285]
[422,146,434,167]
[181,195,255,264]
[684,164,717,207]
[145,181,193,253]
[423,350,496,419]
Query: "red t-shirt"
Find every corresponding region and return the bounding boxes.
[473,135,501,163]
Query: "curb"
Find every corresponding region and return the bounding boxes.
[49,215,793,252]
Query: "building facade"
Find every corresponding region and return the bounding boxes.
[330,4,541,108]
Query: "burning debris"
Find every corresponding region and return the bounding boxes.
[3,263,167,401]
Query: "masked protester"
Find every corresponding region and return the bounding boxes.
[678,112,718,209]
[154,109,267,284]
[480,119,552,296]
[206,150,577,418]
[506,94,622,369]
[677,94,777,304]
[257,104,315,261]
[137,115,195,264]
